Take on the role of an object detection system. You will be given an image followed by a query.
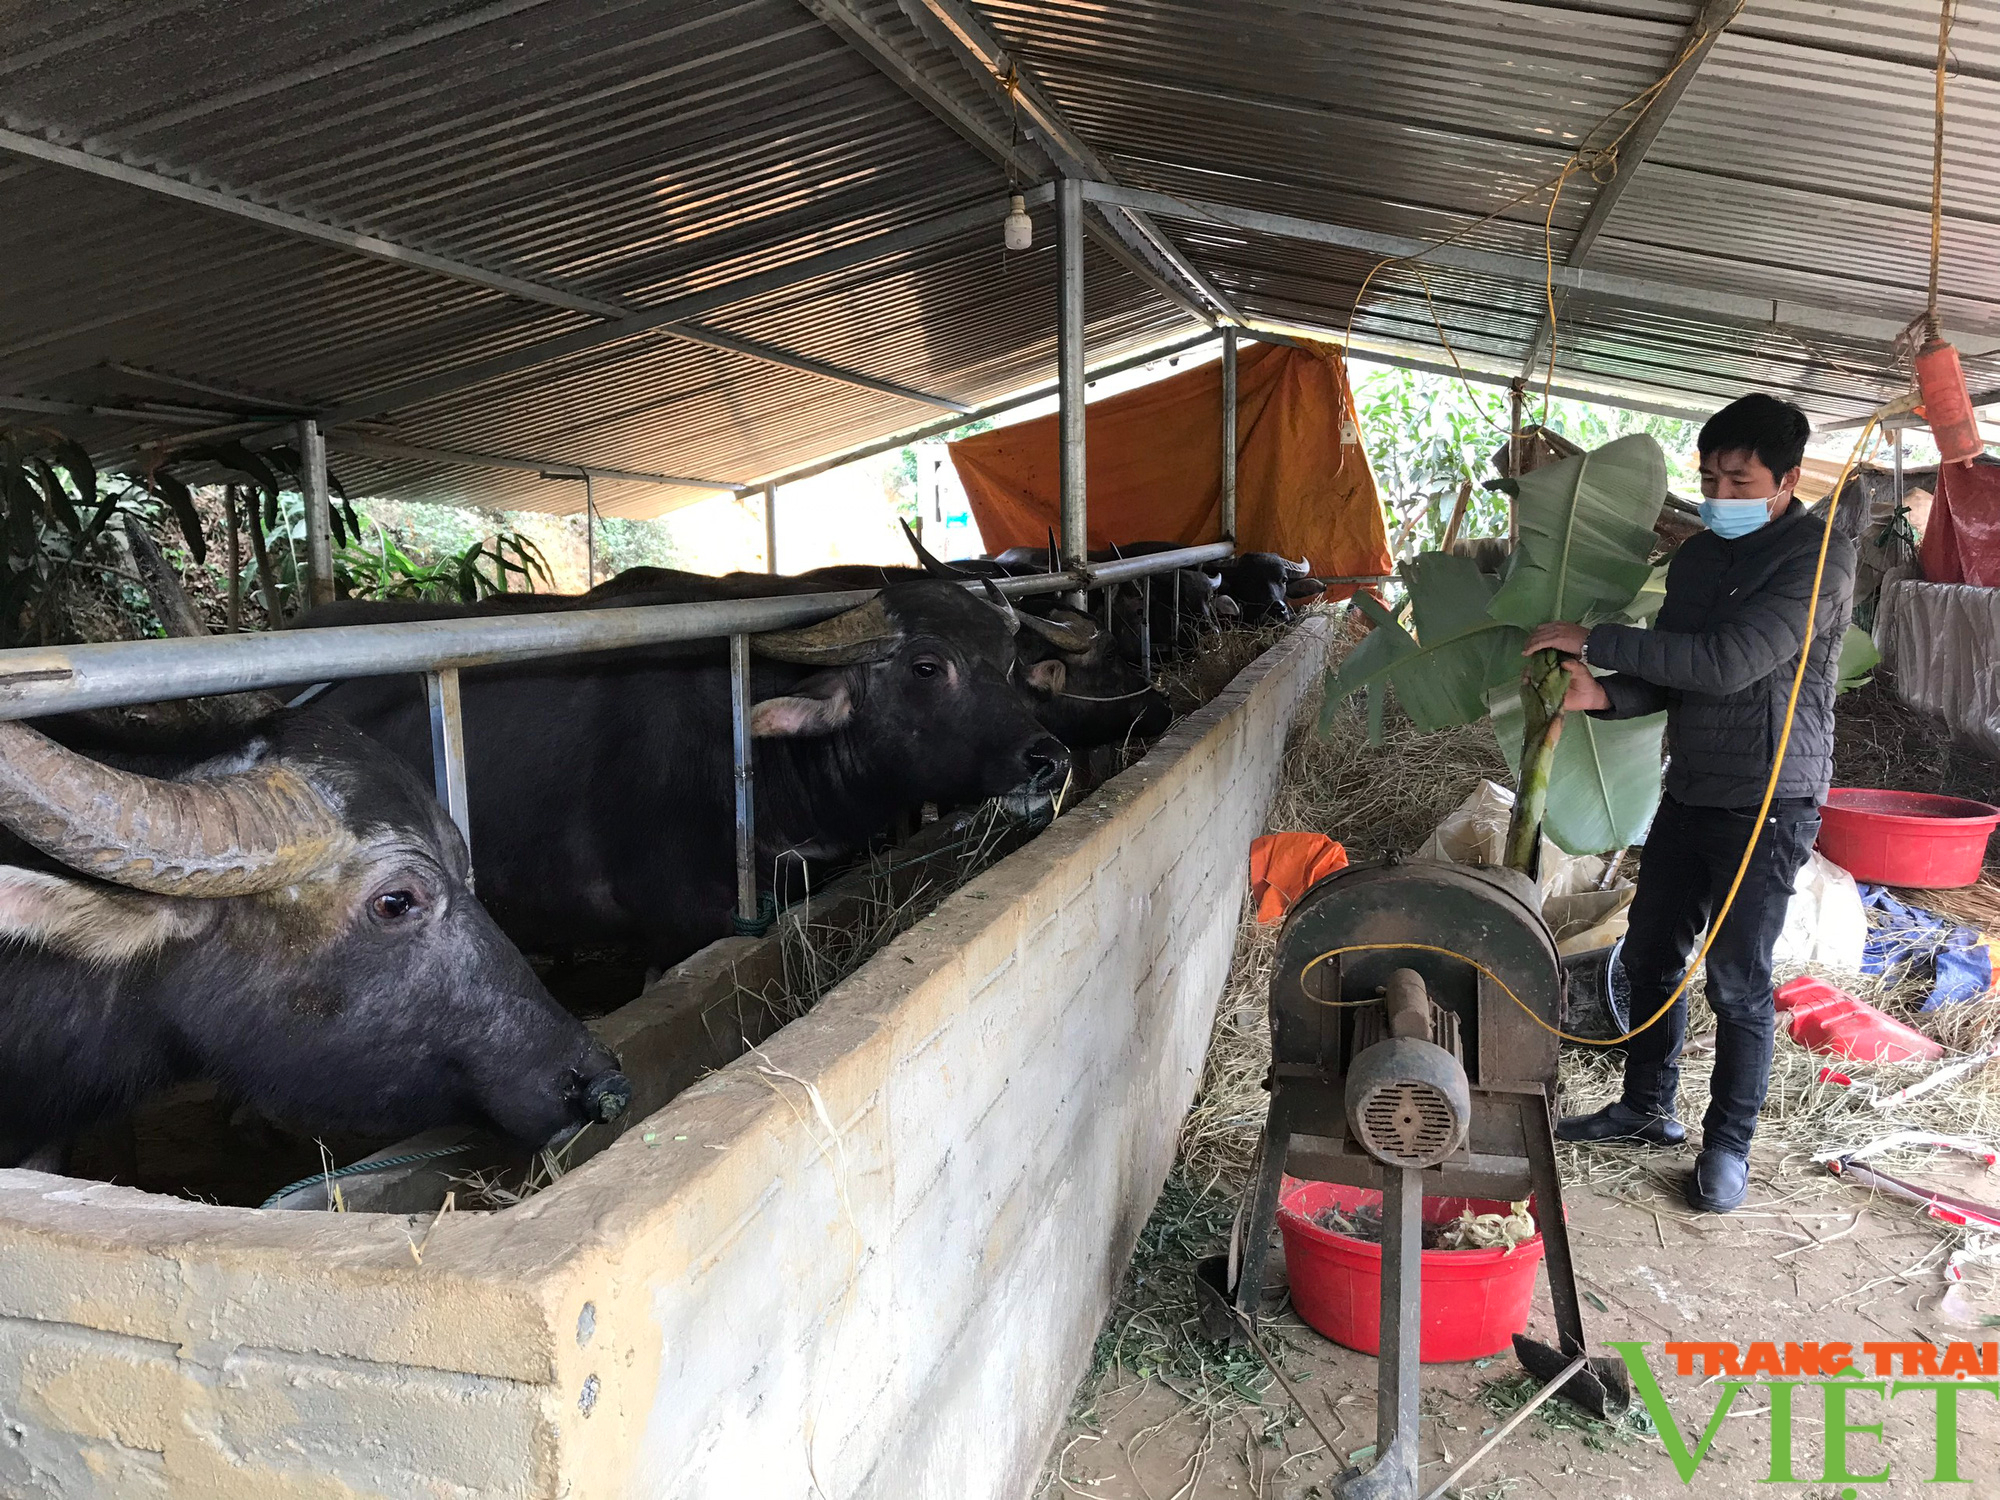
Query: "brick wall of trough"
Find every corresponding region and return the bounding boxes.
[0,616,1329,1500]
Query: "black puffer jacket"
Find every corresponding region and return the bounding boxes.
[1585,504,1857,808]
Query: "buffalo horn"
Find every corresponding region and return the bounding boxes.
[899,518,969,578]
[0,719,349,897]
[750,595,904,664]
[1281,554,1313,577]
[1015,608,1099,654]
[979,579,1019,633]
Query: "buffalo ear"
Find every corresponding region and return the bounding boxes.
[749,675,854,738]
[0,867,205,963]
[1021,659,1066,696]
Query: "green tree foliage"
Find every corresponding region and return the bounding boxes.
[1352,365,1700,555]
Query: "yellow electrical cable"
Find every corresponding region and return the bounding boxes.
[1306,409,1883,1046]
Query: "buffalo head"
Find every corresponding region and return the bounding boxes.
[0,711,628,1165]
[749,580,1070,802]
[1006,601,1173,749]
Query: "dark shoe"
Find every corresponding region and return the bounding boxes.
[1555,1101,1687,1148]
[1686,1148,1749,1213]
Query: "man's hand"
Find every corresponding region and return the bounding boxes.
[1525,621,1590,657]
[1559,657,1610,713]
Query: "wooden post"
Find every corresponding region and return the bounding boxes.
[246,494,283,627]
[225,485,242,633]
[1507,377,1527,545]
[1441,478,1473,554]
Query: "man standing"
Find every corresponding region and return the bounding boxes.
[1523,394,1856,1214]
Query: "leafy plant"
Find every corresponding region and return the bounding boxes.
[451,531,553,599]
[1323,434,1671,860]
[0,429,132,647]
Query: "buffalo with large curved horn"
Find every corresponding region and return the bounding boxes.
[750,595,905,665]
[0,718,351,898]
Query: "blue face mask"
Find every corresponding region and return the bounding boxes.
[1700,495,1778,539]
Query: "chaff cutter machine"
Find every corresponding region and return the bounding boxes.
[1227,859,1629,1499]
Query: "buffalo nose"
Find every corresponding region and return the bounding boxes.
[583,1070,632,1124]
[1023,735,1070,789]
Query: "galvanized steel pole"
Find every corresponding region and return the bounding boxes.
[1221,326,1239,541]
[728,633,759,930]
[298,419,335,610]
[764,484,778,575]
[1057,177,1087,606]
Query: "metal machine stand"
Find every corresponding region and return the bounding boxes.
[1227,861,1628,1500]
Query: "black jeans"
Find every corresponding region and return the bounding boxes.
[1618,794,1822,1157]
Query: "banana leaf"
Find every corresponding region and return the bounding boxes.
[1321,553,1525,739]
[1487,433,1666,628]
[1837,623,1879,694]
[1490,684,1665,855]
[1613,561,1670,626]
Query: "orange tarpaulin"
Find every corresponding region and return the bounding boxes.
[1249,832,1349,924]
[949,340,1390,597]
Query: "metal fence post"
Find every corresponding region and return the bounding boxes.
[764,484,778,575]
[1058,176,1087,609]
[425,667,471,875]
[728,634,759,929]
[1221,325,1238,541]
[584,472,596,587]
[298,419,335,610]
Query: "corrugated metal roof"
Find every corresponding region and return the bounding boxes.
[2,0,1995,515]
[984,0,2000,420]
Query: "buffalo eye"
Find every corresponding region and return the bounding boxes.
[370,890,420,922]
[910,656,943,680]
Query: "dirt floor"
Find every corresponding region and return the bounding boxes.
[1040,1133,2000,1500]
[1037,656,2000,1500]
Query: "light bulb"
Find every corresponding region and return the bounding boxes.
[1002,193,1032,251]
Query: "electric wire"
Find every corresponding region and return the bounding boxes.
[1306,405,1883,1046]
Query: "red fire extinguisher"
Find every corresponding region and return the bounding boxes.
[1915,335,1984,464]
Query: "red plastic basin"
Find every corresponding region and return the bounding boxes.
[1816,788,2000,889]
[1276,1177,1544,1362]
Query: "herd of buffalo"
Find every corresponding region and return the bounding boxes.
[0,534,1327,1178]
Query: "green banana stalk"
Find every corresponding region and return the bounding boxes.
[1503,648,1570,874]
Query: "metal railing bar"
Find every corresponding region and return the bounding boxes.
[0,544,1236,722]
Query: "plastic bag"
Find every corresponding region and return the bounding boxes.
[1772,849,1868,974]
[1419,780,1607,899]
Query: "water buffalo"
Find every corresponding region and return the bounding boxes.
[301,581,1069,967]
[1008,601,1173,748]
[523,554,1169,754]
[0,710,629,1169]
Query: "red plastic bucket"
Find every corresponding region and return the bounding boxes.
[1276,1177,1544,1362]
[1816,789,2000,889]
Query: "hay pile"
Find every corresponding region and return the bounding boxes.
[1832,672,1998,811]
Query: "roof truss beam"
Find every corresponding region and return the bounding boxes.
[905,0,1242,323]
[1521,0,1739,378]
[1083,181,1991,351]
[801,0,1239,326]
[0,125,972,414]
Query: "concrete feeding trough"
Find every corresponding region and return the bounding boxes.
[0,619,1328,1499]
